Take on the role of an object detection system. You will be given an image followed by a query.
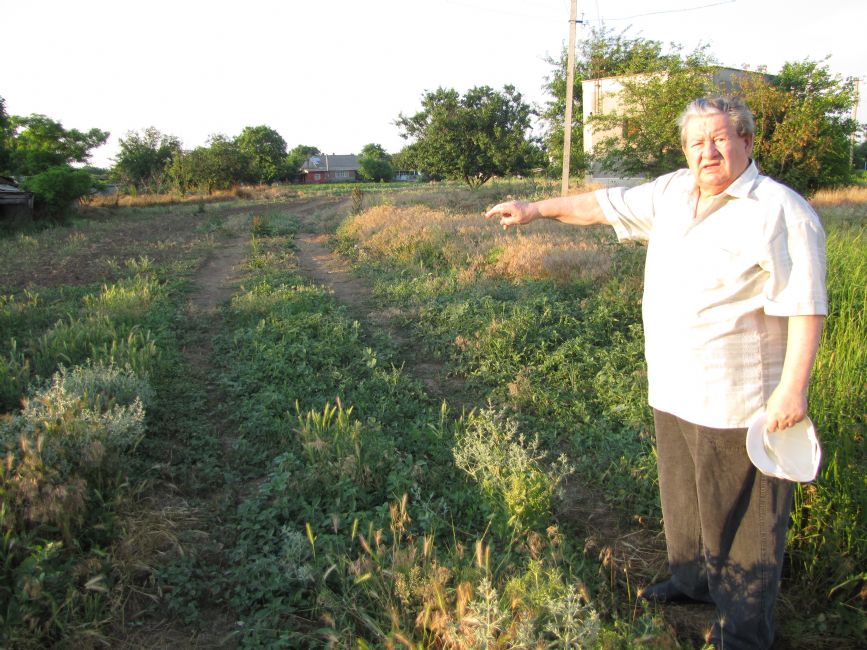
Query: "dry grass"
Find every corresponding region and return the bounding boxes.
[112,494,206,596]
[341,203,615,284]
[810,186,867,229]
[87,184,301,209]
[809,185,867,208]
[490,233,613,283]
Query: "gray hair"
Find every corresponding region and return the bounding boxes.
[678,96,755,147]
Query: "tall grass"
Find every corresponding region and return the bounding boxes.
[790,220,866,612]
[0,257,178,645]
[810,185,867,210]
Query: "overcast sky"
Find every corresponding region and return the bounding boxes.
[3,0,865,168]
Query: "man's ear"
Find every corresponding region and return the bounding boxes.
[744,134,755,154]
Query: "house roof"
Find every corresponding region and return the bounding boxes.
[302,154,359,172]
[0,176,33,206]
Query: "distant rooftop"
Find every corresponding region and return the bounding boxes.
[302,154,359,172]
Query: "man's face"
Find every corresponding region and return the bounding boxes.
[682,113,753,196]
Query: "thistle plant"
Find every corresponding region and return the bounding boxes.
[453,408,573,537]
[542,583,601,648]
[0,361,151,544]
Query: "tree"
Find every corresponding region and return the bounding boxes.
[284,144,319,182]
[204,134,247,193]
[235,125,287,184]
[358,143,393,182]
[6,114,108,176]
[854,131,867,173]
[390,146,415,173]
[0,96,11,175]
[396,85,541,188]
[3,111,107,216]
[587,52,716,177]
[736,59,857,193]
[167,135,247,194]
[113,127,181,193]
[166,149,195,195]
[540,27,692,177]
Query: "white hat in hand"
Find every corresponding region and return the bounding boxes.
[746,413,822,482]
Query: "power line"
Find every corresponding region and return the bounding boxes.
[603,0,736,22]
[443,0,736,23]
[441,0,560,21]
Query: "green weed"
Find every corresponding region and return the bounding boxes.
[453,408,573,538]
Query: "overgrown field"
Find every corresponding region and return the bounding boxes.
[336,182,867,646]
[0,181,863,648]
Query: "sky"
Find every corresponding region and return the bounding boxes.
[3,0,865,169]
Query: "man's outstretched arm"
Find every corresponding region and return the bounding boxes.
[484,192,610,230]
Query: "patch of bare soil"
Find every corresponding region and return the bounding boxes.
[0,210,218,290]
[188,237,248,314]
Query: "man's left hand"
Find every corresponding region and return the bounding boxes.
[765,385,808,433]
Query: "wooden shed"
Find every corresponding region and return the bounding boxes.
[0,176,34,222]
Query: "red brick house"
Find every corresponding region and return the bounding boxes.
[301,154,360,183]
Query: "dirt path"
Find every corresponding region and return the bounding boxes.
[293,209,468,407]
[117,212,254,649]
[182,230,249,374]
[187,238,248,315]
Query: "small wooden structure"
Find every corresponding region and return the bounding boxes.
[0,176,34,221]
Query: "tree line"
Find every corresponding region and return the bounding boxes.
[2,27,864,217]
[100,129,401,196]
[400,28,862,194]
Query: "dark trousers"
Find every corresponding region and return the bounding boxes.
[653,409,795,650]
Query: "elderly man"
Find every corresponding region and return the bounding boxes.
[485,96,827,649]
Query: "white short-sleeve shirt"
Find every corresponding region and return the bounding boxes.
[595,162,827,428]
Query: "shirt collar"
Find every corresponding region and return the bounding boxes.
[720,160,759,199]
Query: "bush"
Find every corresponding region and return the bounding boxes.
[1,362,150,490]
[21,166,94,217]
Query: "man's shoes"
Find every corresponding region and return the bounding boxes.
[638,579,714,604]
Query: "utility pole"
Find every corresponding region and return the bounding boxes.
[561,0,578,196]
[850,77,860,169]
